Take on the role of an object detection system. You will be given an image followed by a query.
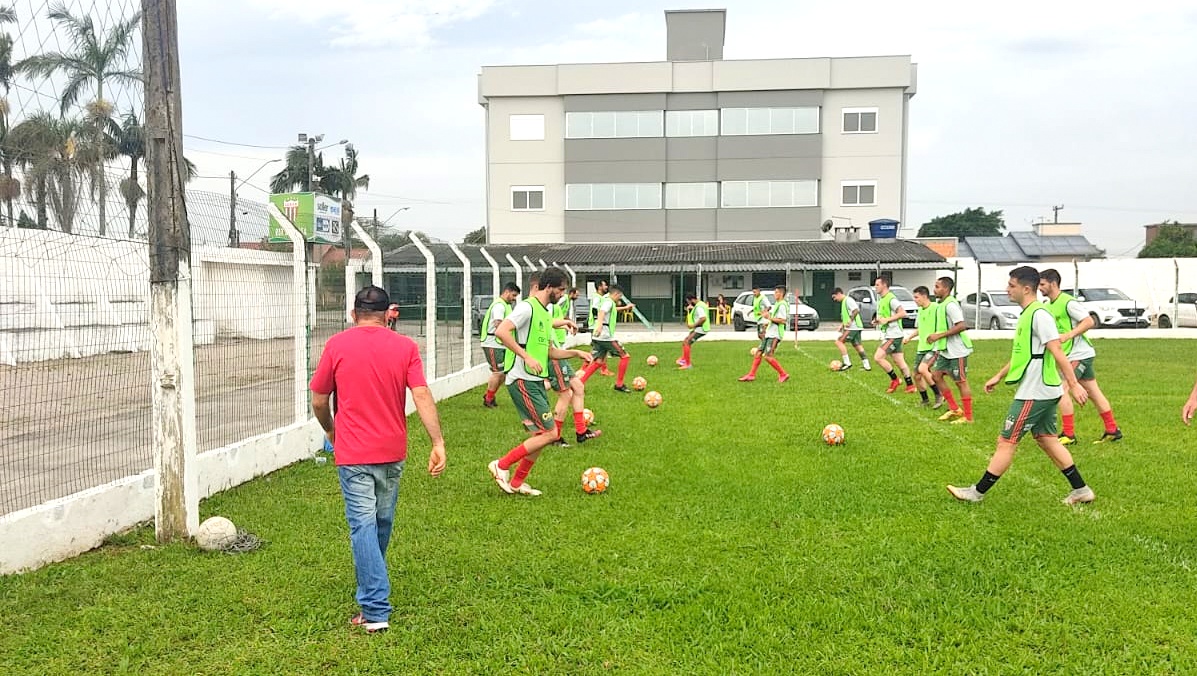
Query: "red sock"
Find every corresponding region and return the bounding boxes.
[579,361,599,383]
[962,397,973,420]
[555,418,563,437]
[682,343,691,363]
[766,357,787,377]
[509,457,536,488]
[943,389,958,411]
[1100,409,1117,433]
[484,388,496,400]
[616,356,629,386]
[748,355,762,376]
[573,411,587,434]
[1062,413,1075,437]
[498,443,529,471]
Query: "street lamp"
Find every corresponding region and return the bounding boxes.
[228,158,282,247]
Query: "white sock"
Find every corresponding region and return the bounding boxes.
[861,357,870,367]
[841,354,852,366]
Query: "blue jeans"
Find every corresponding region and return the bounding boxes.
[337,461,404,622]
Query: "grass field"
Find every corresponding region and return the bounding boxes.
[3,338,1197,674]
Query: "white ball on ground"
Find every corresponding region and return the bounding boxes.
[195,516,238,551]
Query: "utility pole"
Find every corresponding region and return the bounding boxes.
[228,170,238,247]
[1052,204,1064,223]
[144,0,198,542]
[373,208,378,242]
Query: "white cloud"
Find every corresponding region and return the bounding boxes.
[246,0,499,48]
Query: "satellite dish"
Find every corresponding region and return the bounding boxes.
[821,219,834,233]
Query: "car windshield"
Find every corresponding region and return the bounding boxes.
[1079,288,1129,301]
[989,292,1015,306]
[890,287,915,302]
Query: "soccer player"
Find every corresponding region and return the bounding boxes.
[488,267,593,497]
[548,287,602,445]
[832,288,870,371]
[927,276,975,423]
[1039,269,1123,444]
[676,293,709,369]
[739,286,791,383]
[750,286,768,340]
[588,280,615,377]
[906,286,943,407]
[480,282,520,408]
[579,284,634,392]
[871,276,915,394]
[947,266,1094,505]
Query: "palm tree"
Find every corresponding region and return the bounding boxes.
[6,113,85,232]
[16,2,141,236]
[270,144,323,194]
[318,145,370,202]
[116,110,143,238]
[0,4,19,226]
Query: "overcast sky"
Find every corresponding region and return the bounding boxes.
[178,0,1197,257]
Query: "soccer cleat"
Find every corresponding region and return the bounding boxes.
[600,368,615,377]
[885,380,900,394]
[938,409,964,422]
[488,459,513,494]
[553,437,571,448]
[862,362,872,371]
[738,374,755,382]
[946,484,984,503]
[1063,486,1096,505]
[778,374,790,384]
[1058,434,1077,446]
[904,384,917,394]
[576,428,602,443]
[919,399,931,407]
[1093,428,1123,444]
[678,363,692,370]
[513,483,542,497]
[675,358,687,366]
[613,384,631,393]
[933,394,945,410]
[838,363,853,372]
[349,613,389,634]
[949,417,974,425]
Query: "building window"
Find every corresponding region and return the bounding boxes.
[511,186,544,211]
[841,181,877,207]
[848,271,863,281]
[842,108,878,134]
[665,182,718,209]
[721,107,820,135]
[720,180,818,208]
[509,114,545,140]
[565,111,663,139]
[565,183,662,210]
[665,110,718,137]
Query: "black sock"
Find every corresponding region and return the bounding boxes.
[904,375,913,386]
[886,369,897,381]
[919,390,929,402]
[1061,465,1086,490]
[976,471,1001,494]
[930,384,940,395]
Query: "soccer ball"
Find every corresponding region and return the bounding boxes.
[632,376,647,391]
[829,359,842,371]
[646,355,658,367]
[582,408,596,425]
[822,423,846,446]
[644,391,662,408]
[750,347,760,357]
[195,516,237,551]
[581,467,609,494]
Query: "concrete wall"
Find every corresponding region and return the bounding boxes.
[486,96,566,244]
[819,88,907,233]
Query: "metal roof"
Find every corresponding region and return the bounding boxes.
[962,233,1103,263]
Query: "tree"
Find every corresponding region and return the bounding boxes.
[1139,223,1197,258]
[0,4,19,227]
[16,1,141,236]
[463,227,485,244]
[116,110,143,238]
[270,145,322,194]
[917,207,1006,239]
[319,145,369,202]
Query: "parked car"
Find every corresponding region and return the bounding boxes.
[572,294,591,331]
[1073,287,1149,328]
[730,291,820,332]
[960,291,1022,330]
[846,285,919,329]
[1155,293,1197,328]
[470,294,494,336]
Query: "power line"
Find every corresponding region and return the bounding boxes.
[183,133,291,150]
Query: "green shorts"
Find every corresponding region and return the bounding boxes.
[1072,357,1095,381]
[591,339,628,361]
[547,358,574,392]
[756,323,767,339]
[915,350,934,368]
[757,337,780,356]
[482,347,506,373]
[841,329,862,346]
[880,337,904,354]
[999,398,1059,442]
[933,354,969,382]
[685,331,707,343]
[508,378,554,434]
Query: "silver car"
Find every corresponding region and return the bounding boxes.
[960,291,1021,330]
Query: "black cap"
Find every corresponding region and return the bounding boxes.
[354,285,390,311]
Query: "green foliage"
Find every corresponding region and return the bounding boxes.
[917,207,1006,238]
[2,339,1196,672]
[1139,222,1197,258]
[463,226,486,244]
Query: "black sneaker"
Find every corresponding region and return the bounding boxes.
[577,429,603,443]
[553,438,571,448]
[482,397,498,408]
[613,384,631,393]
[1094,428,1123,444]
[838,363,853,372]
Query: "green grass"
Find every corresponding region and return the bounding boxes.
[3,338,1197,674]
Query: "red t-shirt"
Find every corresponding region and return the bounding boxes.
[309,326,428,465]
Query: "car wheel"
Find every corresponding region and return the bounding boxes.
[807,320,819,332]
[1089,312,1100,327]
[1159,315,1172,329]
[989,317,1001,330]
[733,314,745,332]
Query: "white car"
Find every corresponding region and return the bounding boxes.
[1156,293,1197,328]
[1073,287,1149,328]
[730,291,820,332]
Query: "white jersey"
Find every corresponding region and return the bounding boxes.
[882,296,906,339]
[1064,299,1096,361]
[480,301,508,349]
[765,301,788,339]
[1014,309,1064,401]
[942,299,973,358]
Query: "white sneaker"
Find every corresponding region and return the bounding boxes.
[947,484,984,503]
[1063,486,1095,505]
[488,459,513,494]
[862,362,872,371]
[513,482,542,497]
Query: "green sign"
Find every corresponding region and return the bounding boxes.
[268,192,344,244]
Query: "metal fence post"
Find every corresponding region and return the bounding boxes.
[409,234,437,380]
[267,204,310,424]
[448,242,472,372]
[480,246,500,296]
[505,253,523,291]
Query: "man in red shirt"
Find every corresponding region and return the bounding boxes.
[310,285,447,634]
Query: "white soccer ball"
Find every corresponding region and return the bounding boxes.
[195,516,238,552]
